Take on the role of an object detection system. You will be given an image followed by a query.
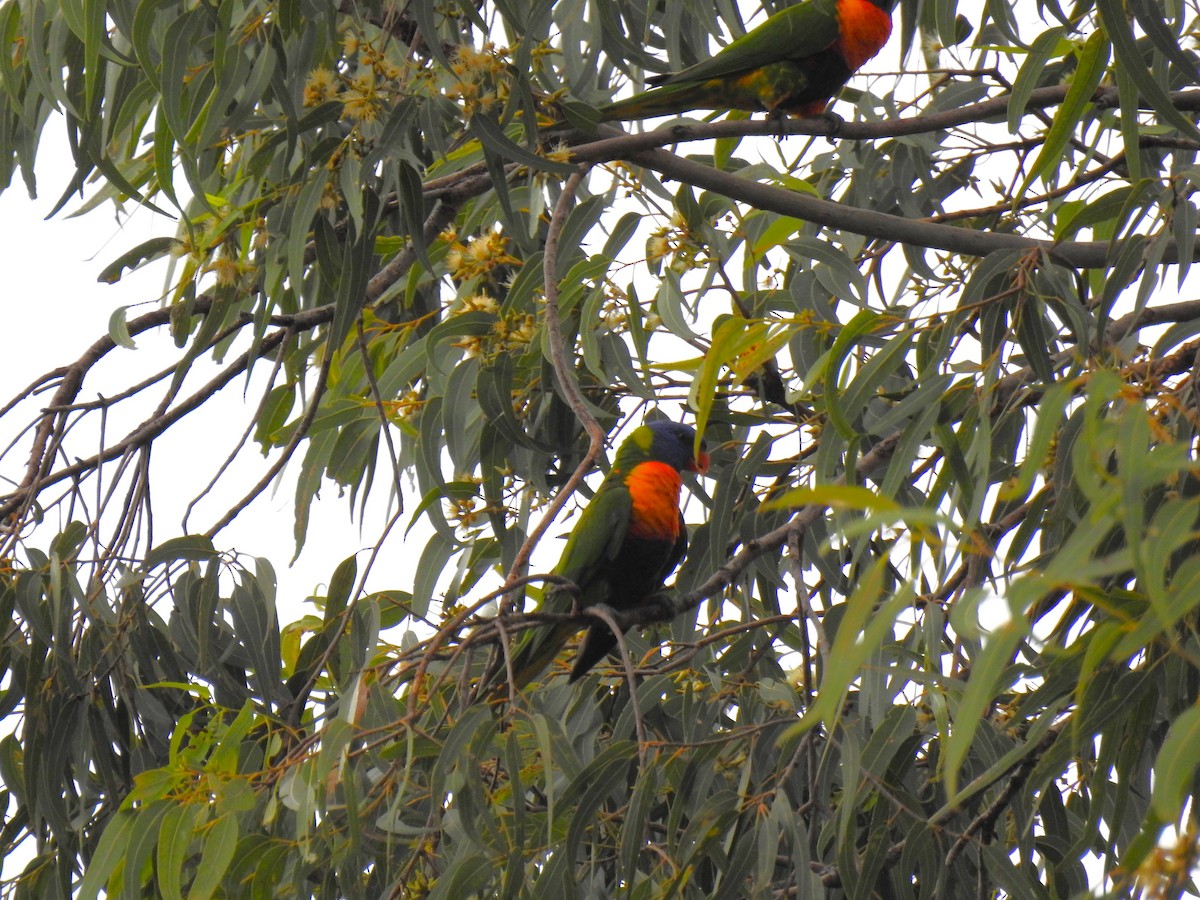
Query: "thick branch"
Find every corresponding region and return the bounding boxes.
[408,84,1200,270]
[366,198,460,303]
[621,145,1190,270]
[561,85,1200,155]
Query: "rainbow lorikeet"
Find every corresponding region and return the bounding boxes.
[599,0,894,121]
[497,421,709,692]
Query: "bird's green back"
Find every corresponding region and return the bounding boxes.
[656,0,842,86]
[553,475,632,595]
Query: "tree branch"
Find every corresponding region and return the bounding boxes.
[501,166,606,589]
[618,144,1190,269]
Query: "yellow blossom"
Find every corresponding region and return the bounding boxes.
[451,335,483,358]
[445,229,521,282]
[504,314,537,348]
[206,256,243,287]
[646,234,671,264]
[303,67,339,107]
[392,389,425,420]
[377,58,402,80]
[542,143,573,165]
[343,95,380,122]
[342,71,380,122]
[446,496,481,528]
[456,293,499,315]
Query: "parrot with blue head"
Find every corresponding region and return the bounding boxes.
[496,421,709,692]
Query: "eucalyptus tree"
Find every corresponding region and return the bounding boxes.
[1,0,1199,896]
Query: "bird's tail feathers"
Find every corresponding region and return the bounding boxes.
[568,622,619,682]
[484,618,577,700]
[599,81,719,121]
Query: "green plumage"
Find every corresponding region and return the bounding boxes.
[599,0,893,121]
[487,422,706,695]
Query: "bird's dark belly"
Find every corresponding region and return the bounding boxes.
[756,52,854,113]
[590,535,677,611]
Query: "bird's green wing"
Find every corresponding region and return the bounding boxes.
[658,0,842,85]
[554,479,633,595]
[490,480,632,694]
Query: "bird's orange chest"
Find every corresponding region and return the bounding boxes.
[836,0,893,71]
[623,461,683,541]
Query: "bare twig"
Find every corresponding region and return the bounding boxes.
[205,350,332,539]
[498,166,606,595]
[586,603,648,762]
[357,319,406,515]
[182,341,288,533]
[945,721,1065,867]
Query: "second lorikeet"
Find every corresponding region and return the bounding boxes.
[599,0,895,121]
[496,421,709,693]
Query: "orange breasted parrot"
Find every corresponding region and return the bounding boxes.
[599,0,894,121]
[498,421,709,692]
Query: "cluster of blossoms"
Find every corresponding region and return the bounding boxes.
[444,228,521,283]
[445,42,512,116]
[302,30,406,124]
[303,36,515,124]
[389,388,425,421]
[645,210,711,274]
[444,473,494,536]
[447,301,538,361]
[443,465,531,539]
[441,228,537,361]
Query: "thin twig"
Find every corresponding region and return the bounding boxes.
[943,722,1064,867]
[182,334,289,533]
[587,603,648,762]
[357,318,406,515]
[501,165,606,593]
[205,350,333,539]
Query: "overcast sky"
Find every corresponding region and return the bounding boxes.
[0,133,415,619]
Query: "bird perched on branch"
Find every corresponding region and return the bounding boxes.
[599,0,894,121]
[492,421,709,694]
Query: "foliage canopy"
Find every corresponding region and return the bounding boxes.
[2,0,1200,896]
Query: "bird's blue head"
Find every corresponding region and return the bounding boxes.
[620,421,710,474]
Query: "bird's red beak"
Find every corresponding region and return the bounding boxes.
[689,450,710,474]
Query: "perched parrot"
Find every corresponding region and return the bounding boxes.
[599,0,895,121]
[494,421,709,693]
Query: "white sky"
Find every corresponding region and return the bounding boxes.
[0,134,407,620]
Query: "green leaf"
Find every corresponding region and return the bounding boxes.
[820,309,885,440]
[1150,705,1200,821]
[942,621,1025,801]
[761,484,899,513]
[1016,29,1109,202]
[97,237,182,284]
[1008,28,1066,133]
[77,810,135,900]
[786,559,912,739]
[156,802,203,900]
[467,114,576,175]
[1096,0,1200,144]
[143,535,218,569]
[121,800,171,900]
[427,854,494,899]
[254,384,296,450]
[689,315,754,454]
[188,813,238,900]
